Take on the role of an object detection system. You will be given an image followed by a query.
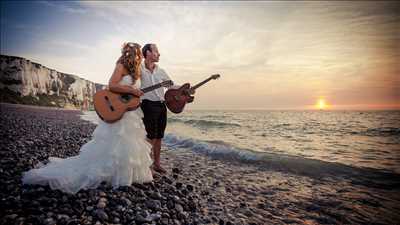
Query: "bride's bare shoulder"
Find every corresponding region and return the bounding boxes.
[109,63,129,85]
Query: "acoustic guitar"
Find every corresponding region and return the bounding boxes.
[94,80,173,123]
[165,74,220,113]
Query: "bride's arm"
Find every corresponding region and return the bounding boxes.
[108,63,143,96]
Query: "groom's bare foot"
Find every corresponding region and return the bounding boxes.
[153,165,167,174]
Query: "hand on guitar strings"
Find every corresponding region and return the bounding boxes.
[131,88,144,97]
[183,88,195,95]
[182,88,195,103]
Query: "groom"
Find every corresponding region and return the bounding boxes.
[140,43,194,173]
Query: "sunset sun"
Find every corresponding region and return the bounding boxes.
[316,99,327,110]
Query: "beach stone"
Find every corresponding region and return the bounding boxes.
[120,197,132,206]
[62,195,68,202]
[161,212,170,219]
[43,217,56,225]
[135,214,151,224]
[177,212,188,221]
[110,211,120,218]
[172,168,180,174]
[148,213,162,221]
[97,201,106,209]
[175,203,184,213]
[171,195,181,204]
[201,190,210,196]
[161,218,169,225]
[186,184,194,192]
[162,176,173,184]
[178,189,187,196]
[66,218,80,225]
[94,209,109,221]
[145,199,161,210]
[187,201,197,211]
[4,214,18,220]
[167,200,175,209]
[137,189,146,197]
[172,219,181,225]
[57,214,70,220]
[99,197,107,202]
[243,209,254,217]
[150,191,162,200]
[113,217,121,223]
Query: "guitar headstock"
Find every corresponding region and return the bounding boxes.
[210,74,221,80]
[162,80,174,87]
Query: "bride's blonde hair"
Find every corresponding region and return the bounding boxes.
[117,42,142,80]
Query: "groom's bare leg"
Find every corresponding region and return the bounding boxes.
[153,138,166,173]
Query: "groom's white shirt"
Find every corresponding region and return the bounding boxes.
[140,62,174,102]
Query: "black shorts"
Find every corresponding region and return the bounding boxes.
[140,99,167,140]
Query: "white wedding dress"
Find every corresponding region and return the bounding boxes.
[22,75,153,194]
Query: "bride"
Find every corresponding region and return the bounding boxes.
[22,42,154,194]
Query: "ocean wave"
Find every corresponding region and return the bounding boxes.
[167,118,241,129]
[363,127,400,137]
[345,127,400,137]
[164,133,400,189]
[164,134,261,162]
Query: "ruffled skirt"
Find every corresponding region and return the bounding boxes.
[22,109,153,194]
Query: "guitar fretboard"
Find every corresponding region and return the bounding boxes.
[191,74,220,90]
[141,81,171,93]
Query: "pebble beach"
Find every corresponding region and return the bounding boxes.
[1,103,399,225]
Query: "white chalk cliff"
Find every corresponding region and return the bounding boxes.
[0,55,105,110]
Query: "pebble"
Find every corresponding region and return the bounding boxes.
[145,199,161,210]
[172,168,180,174]
[94,209,108,221]
[43,217,56,225]
[175,203,184,213]
[97,201,106,209]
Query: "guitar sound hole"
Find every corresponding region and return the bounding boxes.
[104,96,115,111]
[120,94,132,103]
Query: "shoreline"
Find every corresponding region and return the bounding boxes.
[1,103,399,225]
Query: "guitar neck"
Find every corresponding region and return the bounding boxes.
[191,77,214,90]
[141,83,166,93]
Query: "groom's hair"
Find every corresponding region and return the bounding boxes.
[142,44,154,59]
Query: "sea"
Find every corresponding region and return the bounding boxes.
[81,110,400,175]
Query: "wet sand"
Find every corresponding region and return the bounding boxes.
[1,103,399,225]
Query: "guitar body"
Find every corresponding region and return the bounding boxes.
[93,90,140,123]
[165,83,193,114]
